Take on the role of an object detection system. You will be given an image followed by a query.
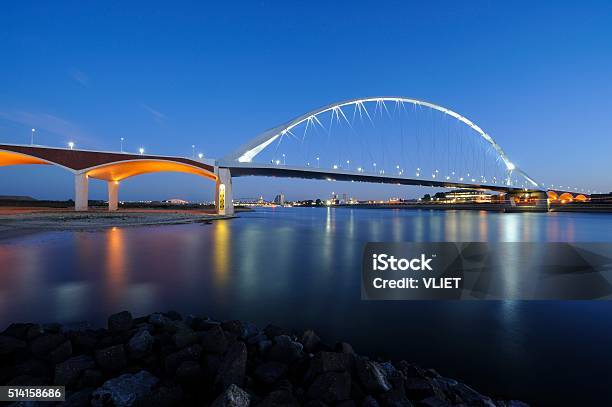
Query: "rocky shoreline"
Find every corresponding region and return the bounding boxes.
[0,311,528,406]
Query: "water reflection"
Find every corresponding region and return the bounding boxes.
[1,208,612,405]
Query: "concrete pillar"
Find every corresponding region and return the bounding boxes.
[74,173,89,211]
[108,181,119,211]
[215,167,234,216]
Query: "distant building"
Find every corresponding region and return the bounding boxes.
[163,198,189,204]
[274,193,285,205]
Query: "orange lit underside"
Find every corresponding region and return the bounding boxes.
[0,150,50,166]
[86,160,217,182]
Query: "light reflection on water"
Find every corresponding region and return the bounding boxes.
[0,208,612,405]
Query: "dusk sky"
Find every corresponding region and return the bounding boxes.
[1,1,611,201]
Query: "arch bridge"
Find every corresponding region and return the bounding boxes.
[1,97,584,215]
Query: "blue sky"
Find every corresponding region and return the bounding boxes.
[1,1,611,201]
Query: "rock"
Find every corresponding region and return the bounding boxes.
[15,359,49,378]
[43,322,63,333]
[268,335,304,364]
[356,359,391,394]
[173,328,198,348]
[216,341,247,390]
[201,325,229,354]
[309,351,353,376]
[0,335,26,357]
[25,324,45,340]
[29,333,65,357]
[222,320,245,337]
[91,370,158,407]
[254,361,288,385]
[379,389,414,406]
[166,310,182,320]
[258,339,273,353]
[362,395,381,407]
[449,383,495,406]
[2,323,33,339]
[185,314,205,330]
[141,385,184,407]
[176,360,204,384]
[108,311,133,333]
[47,340,72,364]
[307,371,352,403]
[149,313,172,329]
[405,378,443,401]
[63,387,94,407]
[54,355,96,386]
[264,324,286,338]
[259,389,300,406]
[69,331,98,354]
[417,396,452,407]
[94,344,127,373]
[301,330,321,353]
[336,342,356,354]
[82,368,104,388]
[164,344,202,373]
[128,330,154,359]
[211,383,251,407]
[243,322,259,339]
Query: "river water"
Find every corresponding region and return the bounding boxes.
[1,207,611,405]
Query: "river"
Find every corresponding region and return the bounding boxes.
[1,207,611,405]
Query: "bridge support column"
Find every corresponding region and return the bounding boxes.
[215,167,234,216]
[108,181,119,211]
[74,173,89,211]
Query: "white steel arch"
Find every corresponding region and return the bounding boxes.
[223,97,540,188]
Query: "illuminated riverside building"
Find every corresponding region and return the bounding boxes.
[438,189,495,203]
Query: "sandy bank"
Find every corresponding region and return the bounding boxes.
[0,208,237,232]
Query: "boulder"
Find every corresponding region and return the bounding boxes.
[201,325,229,354]
[164,344,202,373]
[2,323,33,339]
[176,360,204,384]
[211,383,251,407]
[54,355,96,386]
[94,344,127,373]
[0,335,26,357]
[128,329,154,359]
[259,389,300,406]
[108,311,133,333]
[254,361,288,385]
[301,330,321,353]
[268,335,304,364]
[91,370,158,407]
[141,385,184,407]
[29,333,65,357]
[307,370,352,403]
[378,389,414,406]
[356,359,391,394]
[63,387,94,407]
[47,340,72,364]
[215,341,247,390]
[173,328,199,349]
[309,351,353,376]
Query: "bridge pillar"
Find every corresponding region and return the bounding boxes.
[108,181,119,211]
[215,167,234,216]
[74,173,89,211]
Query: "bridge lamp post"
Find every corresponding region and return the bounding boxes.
[139,147,144,155]
[198,153,203,160]
[282,154,286,165]
[192,145,195,159]
[120,137,124,152]
[346,160,350,169]
[333,164,338,170]
[31,128,35,145]
[68,141,75,150]
[373,163,377,173]
[275,159,280,165]
[316,157,320,168]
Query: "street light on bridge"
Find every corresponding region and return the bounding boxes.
[198,153,203,160]
[31,128,35,145]
[68,141,74,150]
[120,137,124,152]
[139,147,145,155]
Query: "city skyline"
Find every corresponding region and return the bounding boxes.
[1,1,611,201]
